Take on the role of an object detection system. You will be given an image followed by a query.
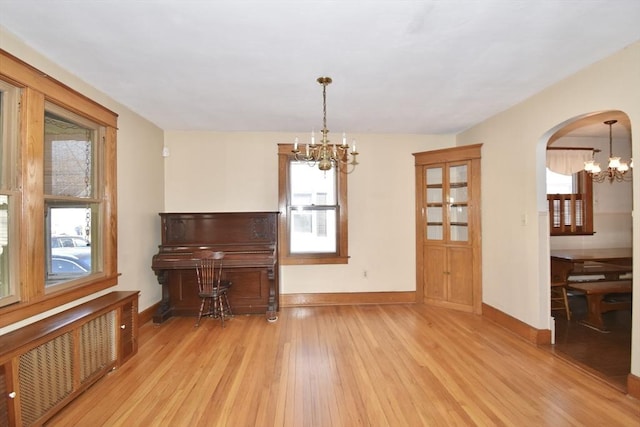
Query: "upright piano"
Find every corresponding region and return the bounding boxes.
[151,212,279,323]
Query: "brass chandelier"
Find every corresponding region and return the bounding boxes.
[584,119,632,182]
[292,77,359,172]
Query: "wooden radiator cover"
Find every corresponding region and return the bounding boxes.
[0,291,138,426]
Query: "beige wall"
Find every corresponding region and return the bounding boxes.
[457,41,639,376]
[0,28,165,334]
[164,131,455,293]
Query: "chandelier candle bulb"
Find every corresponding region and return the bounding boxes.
[294,137,299,151]
[342,133,347,146]
[609,157,621,169]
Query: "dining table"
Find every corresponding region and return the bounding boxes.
[550,247,633,331]
[550,247,632,283]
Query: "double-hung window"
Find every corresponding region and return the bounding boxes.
[278,144,349,264]
[0,50,118,326]
[44,103,103,288]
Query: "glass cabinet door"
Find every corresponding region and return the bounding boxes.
[448,163,469,242]
[423,162,470,243]
[424,166,444,240]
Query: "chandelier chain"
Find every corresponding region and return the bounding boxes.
[322,81,327,133]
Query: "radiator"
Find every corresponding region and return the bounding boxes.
[16,311,116,426]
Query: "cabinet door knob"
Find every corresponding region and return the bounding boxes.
[8,391,16,399]
[120,324,126,330]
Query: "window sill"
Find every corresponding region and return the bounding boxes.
[281,255,349,266]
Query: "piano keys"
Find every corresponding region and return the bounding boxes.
[151,212,280,323]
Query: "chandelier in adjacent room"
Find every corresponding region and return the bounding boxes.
[584,119,632,182]
[292,77,359,172]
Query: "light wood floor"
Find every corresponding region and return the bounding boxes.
[47,304,639,426]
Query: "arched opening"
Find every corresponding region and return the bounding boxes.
[543,110,633,391]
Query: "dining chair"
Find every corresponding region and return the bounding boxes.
[551,280,571,320]
[194,250,233,327]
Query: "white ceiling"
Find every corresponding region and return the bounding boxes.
[1,0,639,136]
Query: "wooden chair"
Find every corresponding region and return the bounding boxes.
[194,250,233,327]
[551,280,571,320]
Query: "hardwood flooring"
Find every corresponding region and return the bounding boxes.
[47,304,639,426]
[548,293,632,392]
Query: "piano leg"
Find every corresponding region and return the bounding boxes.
[266,268,278,322]
[153,272,173,324]
[266,309,278,322]
[154,301,172,323]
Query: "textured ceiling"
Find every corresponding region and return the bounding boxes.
[1,0,639,136]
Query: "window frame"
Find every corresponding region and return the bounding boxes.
[0,78,21,307]
[0,49,118,327]
[43,102,104,291]
[278,143,349,265]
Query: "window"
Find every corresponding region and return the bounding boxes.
[0,79,20,306]
[0,50,118,325]
[44,104,102,289]
[278,144,349,265]
[546,169,594,235]
[546,169,573,194]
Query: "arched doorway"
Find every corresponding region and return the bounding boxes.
[543,110,633,391]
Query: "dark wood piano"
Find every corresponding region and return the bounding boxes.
[151,212,279,323]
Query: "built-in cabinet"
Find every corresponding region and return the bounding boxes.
[0,291,139,426]
[414,144,482,313]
